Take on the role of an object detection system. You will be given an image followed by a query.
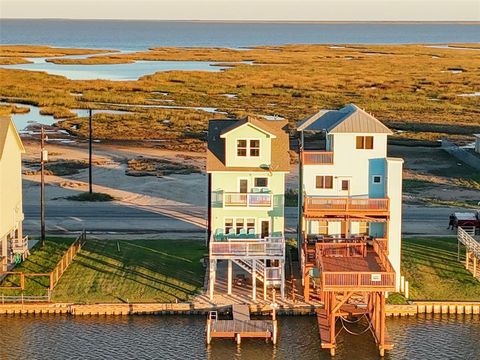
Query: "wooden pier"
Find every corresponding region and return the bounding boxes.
[206,304,277,345]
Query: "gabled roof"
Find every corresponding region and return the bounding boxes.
[297,104,393,135]
[220,116,277,138]
[0,116,25,160]
[207,117,290,172]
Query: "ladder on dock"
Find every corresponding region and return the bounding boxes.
[206,304,278,345]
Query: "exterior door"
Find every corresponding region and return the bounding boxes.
[261,220,270,238]
[239,179,248,193]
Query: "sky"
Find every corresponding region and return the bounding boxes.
[1,0,479,21]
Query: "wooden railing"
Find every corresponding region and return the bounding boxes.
[302,151,334,165]
[316,242,366,258]
[321,271,395,289]
[373,239,395,274]
[223,192,272,208]
[49,231,87,290]
[12,236,29,252]
[458,227,480,258]
[210,237,284,258]
[304,196,389,213]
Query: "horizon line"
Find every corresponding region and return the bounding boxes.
[2,18,480,24]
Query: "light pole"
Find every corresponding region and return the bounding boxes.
[40,127,48,246]
[89,109,93,194]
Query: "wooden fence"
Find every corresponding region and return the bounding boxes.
[49,231,87,290]
[0,231,86,295]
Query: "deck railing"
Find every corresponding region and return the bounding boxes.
[316,242,367,258]
[458,227,480,258]
[210,237,284,258]
[223,192,272,208]
[302,151,334,165]
[304,196,389,213]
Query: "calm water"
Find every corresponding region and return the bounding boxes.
[1,20,480,50]
[0,59,236,81]
[0,315,478,360]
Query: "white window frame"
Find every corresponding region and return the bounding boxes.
[235,138,261,158]
[372,175,383,184]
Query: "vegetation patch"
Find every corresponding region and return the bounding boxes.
[401,237,480,301]
[65,192,116,202]
[51,239,206,303]
[24,160,89,176]
[126,157,201,177]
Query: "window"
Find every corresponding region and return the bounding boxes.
[356,136,374,150]
[246,218,255,234]
[235,218,244,234]
[318,221,328,235]
[224,218,233,234]
[316,175,333,189]
[359,222,369,235]
[254,177,268,187]
[236,139,260,157]
[341,180,350,191]
[237,140,247,157]
[373,175,382,184]
[250,140,260,157]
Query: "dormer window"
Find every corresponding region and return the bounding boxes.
[356,136,374,150]
[236,139,260,157]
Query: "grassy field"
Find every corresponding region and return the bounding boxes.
[51,239,206,303]
[1,44,479,146]
[401,237,480,301]
[0,238,75,296]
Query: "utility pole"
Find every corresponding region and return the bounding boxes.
[89,109,93,194]
[40,127,47,246]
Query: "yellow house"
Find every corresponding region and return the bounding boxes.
[0,116,27,271]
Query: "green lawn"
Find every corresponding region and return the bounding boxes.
[0,237,75,296]
[51,239,206,303]
[401,237,480,301]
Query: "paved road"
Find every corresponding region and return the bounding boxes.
[23,202,463,238]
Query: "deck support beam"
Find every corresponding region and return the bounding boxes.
[303,269,310,302]
[227,260,232,295]
[209,260,216,301]
[280,259,285,300]
[252,260,256,301]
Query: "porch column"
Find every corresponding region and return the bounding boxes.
[209,260,216,301]
[263,261,267,301]
[252,260,256,301]
[280,259,285,301]
[473,257,477,277]
[227,260,232,295]
[304,269,310,302]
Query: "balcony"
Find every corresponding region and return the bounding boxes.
[223,192,272,208]
[302,151,334,165]
[304,196,389,216]
[316,239,396,291]
[210,236,284,259]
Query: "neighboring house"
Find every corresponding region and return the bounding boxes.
[207,116,290,301]
[0,116,28,272]
[475,134,480,154]
[297,104,403,355]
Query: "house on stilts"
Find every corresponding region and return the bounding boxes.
[206,116,290,302]
[0,116,28,272]
[297,104,403,356]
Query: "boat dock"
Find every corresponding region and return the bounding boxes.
[206,304,277,344]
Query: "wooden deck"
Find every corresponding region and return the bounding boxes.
[206,304,277,344]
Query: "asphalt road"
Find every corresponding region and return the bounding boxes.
[23,202,463,237]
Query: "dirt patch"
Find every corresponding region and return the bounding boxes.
[126,157,201,177]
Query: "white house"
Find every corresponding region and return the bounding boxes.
[297,104,404,298]
[0,116,28,271]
